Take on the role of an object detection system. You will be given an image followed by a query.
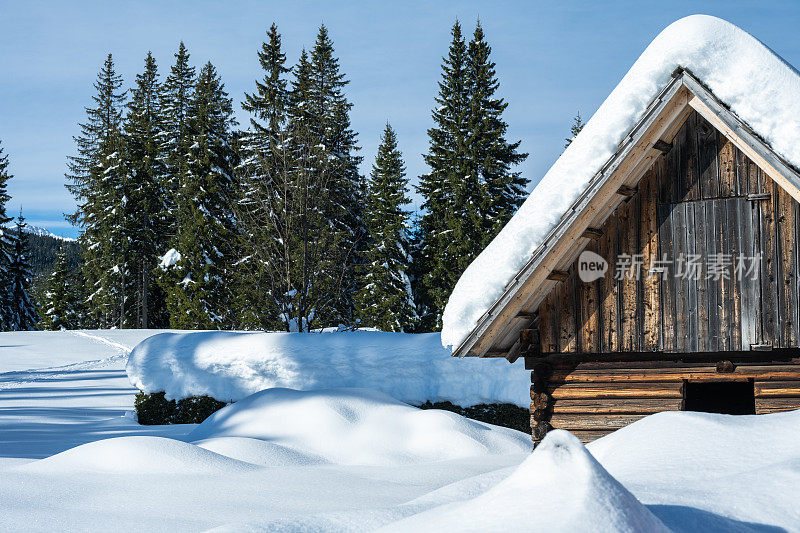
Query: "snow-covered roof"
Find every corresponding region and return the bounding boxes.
[442,15,800,353]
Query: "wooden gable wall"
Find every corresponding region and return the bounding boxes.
[537,110,800,355]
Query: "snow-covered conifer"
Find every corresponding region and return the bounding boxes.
[6,214,38,331]
[233,23,290,329]
[414,21,528,330]
[161,62,237,328]
[0,140,15,329]
[414,21,471,330]
[466,21,528,242]
[161,42,196,234]
[37,246,80,330]
[123,52,168,327]
[66,54,127,328]
[355,124,417,331]
[235,26,364,332]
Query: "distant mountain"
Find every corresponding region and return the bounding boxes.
[23,224,77,242]
[1,223,80,283]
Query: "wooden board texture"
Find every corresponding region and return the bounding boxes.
[537,111,800,354]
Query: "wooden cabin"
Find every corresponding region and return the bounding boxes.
[450,69,800,444]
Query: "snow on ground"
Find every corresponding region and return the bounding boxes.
[2,330,800,531]
[0,329,190,460]
[127,330,531,406]
[442,14,800,350]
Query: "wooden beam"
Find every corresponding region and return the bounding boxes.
[548,365,800,383]
[529,348,800,366]
[581,228,604,240]
[754,381,800,397]
[756,397,800,414]
[505,339,522,363]
[550,413,650,431]
[567,430,616,444]
[653,139,673,153]
[746,193,771,201]
[546,270,570,282]
[550,398,683,414]
[616,185,636,197]
[548,381,685,400]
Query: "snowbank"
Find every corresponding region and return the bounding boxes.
[126,330,530,407]
[188,388,532,466]
[442,15,800,350]
[382,430,669,532]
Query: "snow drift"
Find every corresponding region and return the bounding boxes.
[382,430,669,532]
[188,387,532,466]
[442,14,800,350]
[126,330,530,406]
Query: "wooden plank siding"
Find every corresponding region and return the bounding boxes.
[536,110,800,355]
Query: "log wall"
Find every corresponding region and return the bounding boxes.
[537,110,800,354]
[529,356,800,444]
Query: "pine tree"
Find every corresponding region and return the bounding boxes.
[235,26,364,332]
[6,213,38,331]
[66,54,127,328]
[161,62,237,328]
[414,21,528,330]
[307,25,365,327]
[233,23,290,330]
[466,21,528,241]
[272,47,331,331]
[355,124,416,331]
[161,42,196,236]
[414,21,471,330]
[123,52,168,328]
[37,247,80,330]
[0,140,15,329]
[242,23,289,135]
[564,111,584,148]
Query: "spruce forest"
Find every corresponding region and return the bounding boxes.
[2,21,532,333]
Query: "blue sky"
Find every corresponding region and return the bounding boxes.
[2,1,800,238]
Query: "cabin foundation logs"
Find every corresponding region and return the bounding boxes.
[529,361,553,444]
[526,355,800,444]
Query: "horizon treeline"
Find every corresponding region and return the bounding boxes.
[30,20,529,333]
